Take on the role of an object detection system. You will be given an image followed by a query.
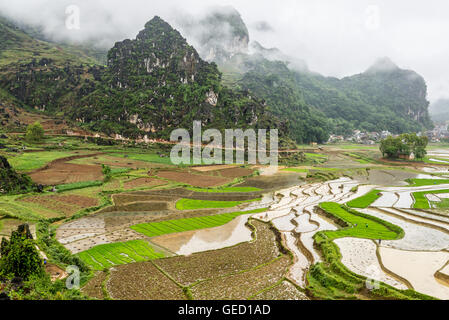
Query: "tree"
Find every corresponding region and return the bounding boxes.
[0,225,43,280]
[102,164,112,182]
[379,133,428,160]
[25,122,45,143]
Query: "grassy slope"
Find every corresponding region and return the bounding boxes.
[7,151,91,171]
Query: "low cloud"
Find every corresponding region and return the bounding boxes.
[1,0,449,101]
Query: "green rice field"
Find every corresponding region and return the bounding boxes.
[412,189,449,209]
[319,202,401,241]
[77,240,165,271]
[175,198,261,210]
[131,208,268,238]
[346,189,382,208]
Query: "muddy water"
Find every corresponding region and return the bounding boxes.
[334,238,408,290]
[394,192,414,208]
[430,159,449,164]
[294,214,318,233]
[284,232,309,287]
[380,247,449,300]
[151,214,253,256]
[372,192,398,207]
[380,208,449,231]
[353,170,418,187]
[301,214,338,263]
[422,167,449,174]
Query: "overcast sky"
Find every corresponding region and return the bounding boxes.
[1,0,448,102]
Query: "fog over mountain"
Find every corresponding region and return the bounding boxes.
[1,0,449,102]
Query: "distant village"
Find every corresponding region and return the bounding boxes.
[328,124,449,144]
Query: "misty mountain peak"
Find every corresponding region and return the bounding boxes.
[107,17,214,90]
[137,16,184,44]
[366,57,400,73]
[176,6,249,63]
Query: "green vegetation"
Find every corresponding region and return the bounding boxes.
[344,152,374,164]
[175,198,261,210]
[25,122,44,143]
[380,133,428,160]
[7,151,81,171]
[0,224,87,300]
[412,189,449,209]
[108,152,175,166]
[407,178,449,187]
[55,181,103,192]
[78,240,165,271]
[0,224,42,280]
[318,203,401,240]
[0,156,35,195]
[131,208,267,238]
[185,186,261,193]
[281,168,309,173]
[346,190,382,208]
[101,164,112,182]
[307,203,431,300]
[36,221,89,273]
[69,17,286,141]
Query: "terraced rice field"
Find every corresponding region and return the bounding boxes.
[185,186,261,193]
[131,208,267,238]
[412,189,449,209]
[347,189,381,208]
[153,220,282,286]
[78,240,165,270]
[175,198,261,210]
[42,154,449,300]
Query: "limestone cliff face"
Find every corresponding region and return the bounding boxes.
[339,58,432,128]
[107,16,213,89]
[72,16,285,139]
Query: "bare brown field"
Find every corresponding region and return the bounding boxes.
[70,155,165,170]
[239,172,304,190]
[157,170,230,187]
[191,256,291,300]
[29,161,103,186]
[20,195,98,216]
[113,194,177,206]
[216,167,254,179]
[107,262,186,300]
[251,281,308,300]
[191,165,238,172]
[81,271,108,300]
[123,178,167,190]
[99,202,170,213]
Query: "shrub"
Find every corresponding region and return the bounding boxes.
[25,122,45,143]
